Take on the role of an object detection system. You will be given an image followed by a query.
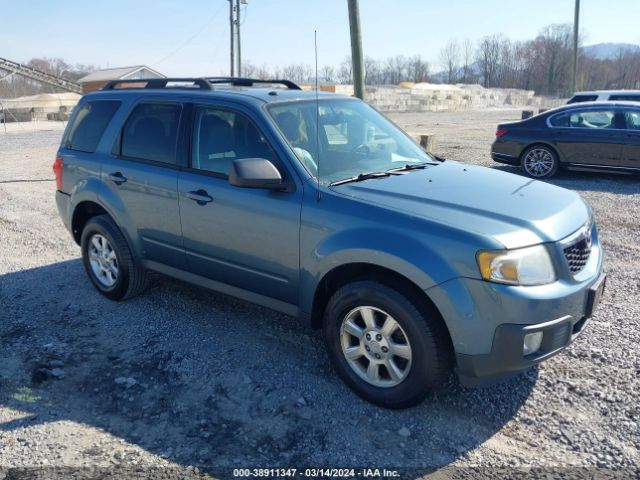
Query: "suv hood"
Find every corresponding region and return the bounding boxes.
[330,161,590,249]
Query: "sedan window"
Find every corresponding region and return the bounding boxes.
[624,111,640,130]
[549,113,570,127]
[568,110,615,129]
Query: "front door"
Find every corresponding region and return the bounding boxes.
[177,105,302,304]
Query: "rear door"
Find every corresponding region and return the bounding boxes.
[177,103,302,305]
[99,100,186,269]
[621,108,640,169]
[551,108,623,167]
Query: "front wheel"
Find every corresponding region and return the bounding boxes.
[521,145,559,179]
[323,281,451,409]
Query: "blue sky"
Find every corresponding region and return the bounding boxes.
[2,0,640,76]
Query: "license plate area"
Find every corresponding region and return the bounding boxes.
[585,273,606,318]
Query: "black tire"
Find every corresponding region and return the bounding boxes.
[520,144,559,179]
[80,214,147,300]
[323,281,451,409]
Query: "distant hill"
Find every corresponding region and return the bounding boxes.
[582,43,640,60]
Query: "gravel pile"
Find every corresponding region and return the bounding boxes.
[0,110,638,478]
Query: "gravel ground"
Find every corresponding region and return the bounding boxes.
[0,110,638,479]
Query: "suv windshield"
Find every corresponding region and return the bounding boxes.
[268,98,435,185]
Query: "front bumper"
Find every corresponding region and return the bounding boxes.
[491,151,519,165]
[426,220,605,386]
[454,271,606,386]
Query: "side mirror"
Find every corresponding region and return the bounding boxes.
[229,158,287,190]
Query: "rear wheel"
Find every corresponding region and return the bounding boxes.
[80,215,147,300]
[323,281,450,409]
[521,145,559,179]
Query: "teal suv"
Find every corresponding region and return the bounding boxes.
[54,78,606,408]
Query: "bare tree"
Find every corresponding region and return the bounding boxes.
[476,34,503,88]
[281,64,313,83]
[460,38,475,83]
[407,55,429,83]
[439,39,460,84]
[536,24,573,95]
[321,65,335,83]
[337,56,352,84]
[363,56,380,85]
[382,55,409,85]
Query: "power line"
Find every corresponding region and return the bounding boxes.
[151,4,226,67]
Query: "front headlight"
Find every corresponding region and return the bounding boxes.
[476,245,556,286]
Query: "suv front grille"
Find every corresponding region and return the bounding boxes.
[563,237,591,274]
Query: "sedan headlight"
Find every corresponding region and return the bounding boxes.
[476,245,556,286]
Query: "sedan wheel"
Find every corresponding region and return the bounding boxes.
[522,146,558,179]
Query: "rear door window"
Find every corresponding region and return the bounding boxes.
[568,110,615,129]
[65,101,121,153]
[120,103,182,164]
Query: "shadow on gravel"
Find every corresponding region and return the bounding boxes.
[0,259,537,472]
[491,164,639,195]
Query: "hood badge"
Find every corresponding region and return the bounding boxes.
[583,227,592,249]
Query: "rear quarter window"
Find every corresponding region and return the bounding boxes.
[64,101,121,153]
[549,113,570,127]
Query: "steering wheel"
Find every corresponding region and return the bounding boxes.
[351,144,371,155]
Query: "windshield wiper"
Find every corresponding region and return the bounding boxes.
[329,171,391,186]
[386,161,438,173]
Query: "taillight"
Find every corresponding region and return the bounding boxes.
[53,155,64,191]
[496,128,508,138]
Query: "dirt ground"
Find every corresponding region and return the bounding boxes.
[0,109,638,479]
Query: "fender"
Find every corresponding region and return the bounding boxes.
[68,177,140,258]
[299,226,460,314]
[95,180,142,258]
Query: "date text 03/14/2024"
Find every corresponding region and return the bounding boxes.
[232,468,401,478]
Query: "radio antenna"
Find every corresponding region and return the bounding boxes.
[314,30,321,201]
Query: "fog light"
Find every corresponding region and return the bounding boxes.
[523,332,543,355]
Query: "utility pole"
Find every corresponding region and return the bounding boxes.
[571,0,580,93]
[236,0,242,76]
[229,0,235,76]
[228,0,247,77]
[347,0,365,99]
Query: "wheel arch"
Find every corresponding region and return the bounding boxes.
[309,262,454,359]
[70,200,140,259]
[520,142,563,164]
[71,201,109,245]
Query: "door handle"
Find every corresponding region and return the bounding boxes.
[108,172,127,185]
[186,189,214,205]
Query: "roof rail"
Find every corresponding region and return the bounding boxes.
[206,77,302,90]
[102,78,213,90]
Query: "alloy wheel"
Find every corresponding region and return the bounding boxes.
[523,148,555,177]
[340,306,413,388]
[87,234,119,287]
